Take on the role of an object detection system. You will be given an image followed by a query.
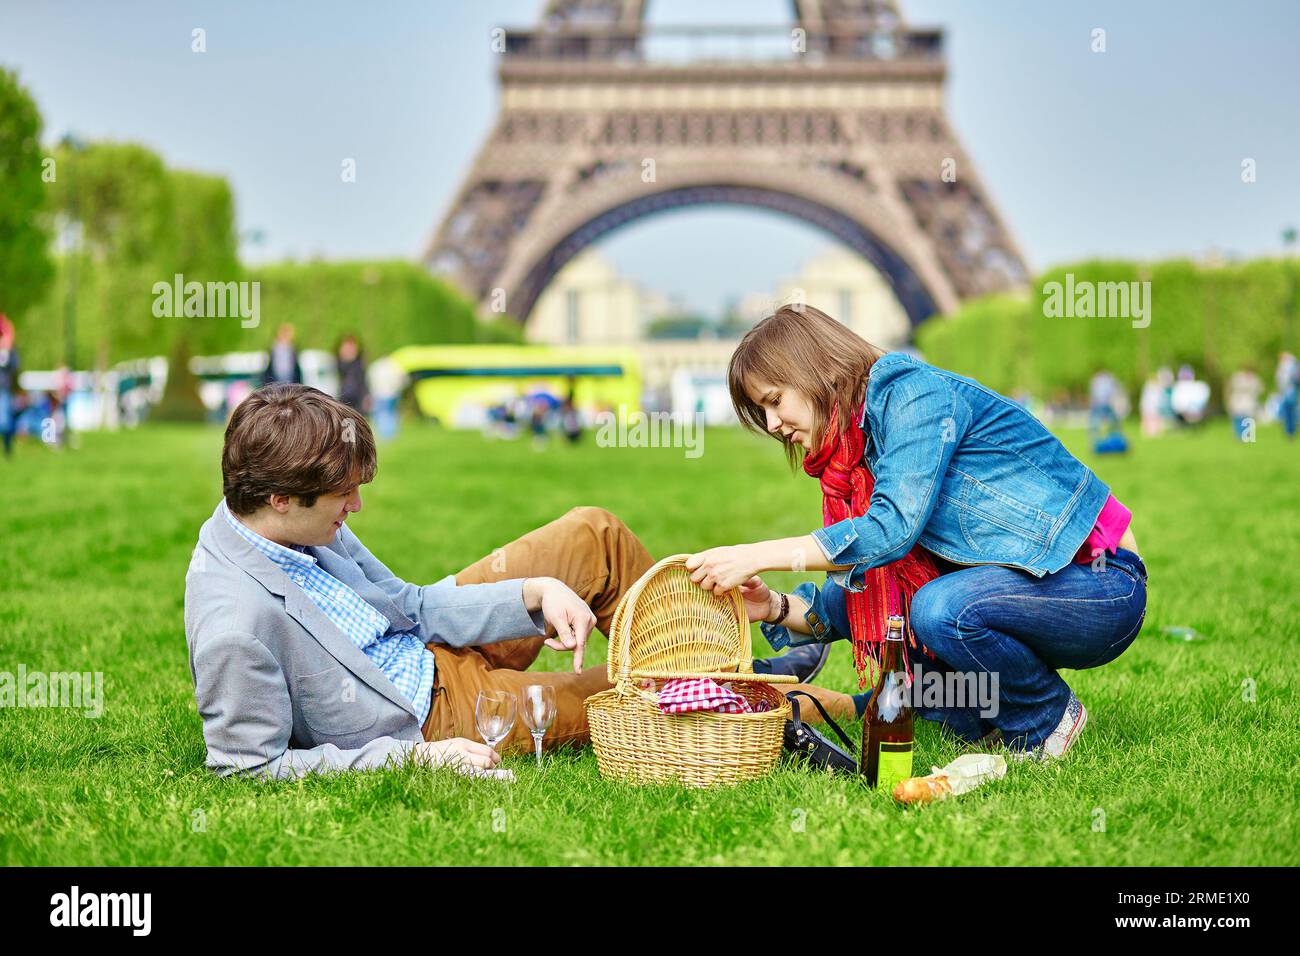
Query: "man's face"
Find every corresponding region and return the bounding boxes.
[280,485,363,547]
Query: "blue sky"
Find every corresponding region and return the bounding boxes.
[2,0,1297,315]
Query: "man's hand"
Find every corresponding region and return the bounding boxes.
[684,545,762,594]
[523,577,597,673]
[411,738,505,777]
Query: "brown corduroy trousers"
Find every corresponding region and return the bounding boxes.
[421,506,854,753]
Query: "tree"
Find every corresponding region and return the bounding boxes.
[0,67,54,320]
[152,333,208,422]
[153,167,243,418]
[718,311,756,338]
[46,141,176,366]
[153,169,242,419]
[646,314,712,340]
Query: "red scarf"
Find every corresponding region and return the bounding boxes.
[802,400,940,688]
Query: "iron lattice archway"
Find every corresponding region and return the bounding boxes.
[513,183,940,326]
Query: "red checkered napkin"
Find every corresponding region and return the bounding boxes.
[656,677,753,715]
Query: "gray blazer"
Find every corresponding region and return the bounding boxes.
[183,501,546,779]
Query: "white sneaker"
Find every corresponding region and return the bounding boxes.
[1009,693,1087,762]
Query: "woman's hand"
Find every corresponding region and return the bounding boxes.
[685,545,763,594]
[739,575,777,623]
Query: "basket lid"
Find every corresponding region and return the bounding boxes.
[607,554,752,683]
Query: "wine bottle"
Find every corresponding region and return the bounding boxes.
[862,614,913,791]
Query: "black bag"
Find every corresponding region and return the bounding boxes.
[783,690,858,774]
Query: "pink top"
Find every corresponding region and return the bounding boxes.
[1073,493,1132,563]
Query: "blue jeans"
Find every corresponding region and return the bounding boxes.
[820,549,1148,749]
[0,390,13,455]
[1089,403,1120,435]
[374,396,399,440]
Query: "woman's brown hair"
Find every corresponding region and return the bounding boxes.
[222,384,377,514]
[727,304,885,470]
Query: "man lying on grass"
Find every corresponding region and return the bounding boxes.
[184,384,854,780]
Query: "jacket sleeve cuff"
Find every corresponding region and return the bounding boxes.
[490,579,549,644]
[758,581,827,649]
[811,524,850,562]
[814,525,869,593]
[826,565,869,593]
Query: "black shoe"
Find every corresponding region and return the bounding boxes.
[753,642,832,682]
[959,727,1002,752]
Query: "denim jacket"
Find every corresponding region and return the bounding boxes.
[762,351,1110,649]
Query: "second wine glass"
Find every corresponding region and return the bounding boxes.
[521,684,556,768]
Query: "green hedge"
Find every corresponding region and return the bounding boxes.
[917,257,1300,400]
[18,257,506,370]
[242,260,490,357]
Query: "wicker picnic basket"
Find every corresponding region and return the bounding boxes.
[586,554,796,787]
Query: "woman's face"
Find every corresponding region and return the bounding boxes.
[745,375,816,451]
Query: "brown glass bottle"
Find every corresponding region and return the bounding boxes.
[862,614,914,791]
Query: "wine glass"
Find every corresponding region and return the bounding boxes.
[474,690,516,760]
[521,684,557,768]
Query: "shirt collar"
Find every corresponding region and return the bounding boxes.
[220,499,317,573]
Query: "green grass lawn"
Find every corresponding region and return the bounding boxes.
[1,419,1297,866]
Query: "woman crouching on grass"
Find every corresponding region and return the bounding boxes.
[685,305,1147,760]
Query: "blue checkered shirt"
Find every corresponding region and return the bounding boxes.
[222,500,436,725]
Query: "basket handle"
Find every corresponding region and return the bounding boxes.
[608,553,753,683]
[611,584,634,686]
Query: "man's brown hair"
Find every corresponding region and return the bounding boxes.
[222,384,377,514]
[727,304,884,470]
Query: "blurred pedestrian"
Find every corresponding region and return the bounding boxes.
[1171,364,1210,426]
[260,323,302,386]
[560,395,582,444]
[1156,366,1176,430]
[529,395,549,451]
[225,378,253,419]
[1139,373,1165,437]
[366,355,408,441]
[1277,352,1299,440]
[43,391,66,448]
[335,334,370,413]
[1088,367,1127,453]
[0,315,20,458]
[1226,365,1263,441]
[1088,367,1121,433]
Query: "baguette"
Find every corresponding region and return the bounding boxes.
[892,773,953,804]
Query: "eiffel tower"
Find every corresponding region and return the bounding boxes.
[423,0,1029,330]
